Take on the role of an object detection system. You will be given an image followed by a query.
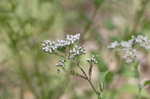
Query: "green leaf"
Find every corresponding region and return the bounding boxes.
[104,71,114,85]
[105,20,116,30]
[92,52,108,72]
[144,80,150,86]
[94,0,105,7]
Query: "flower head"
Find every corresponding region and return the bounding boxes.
[108,41,120,49]
[42,40,57,53]
[56,59,65,67]
[87,55,98,64]
[65,33,80,44]
[134,35,150,49]
[108,35,150,63]
[41,33,81,54]
[69,45,86,59]
[122,48,137,63]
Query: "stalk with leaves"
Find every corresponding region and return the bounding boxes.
[41,33,106,98]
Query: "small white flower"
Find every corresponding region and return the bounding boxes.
[108,41,120,48]
[108,35,150,63]
[69,45,86,59]
[135,35,150,50]
[122,48,137,63]
[41,33,81,54]
[56,40,69,47]
[56,59,65,67]
[42,40,57,53]
[120,41,133,48]
[66,33,80,44]
[87,56,98,64]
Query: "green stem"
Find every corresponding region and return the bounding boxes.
[87,79,101,99]
[76,61,101,98]
[138,83,142,99]
[134,63,142,99]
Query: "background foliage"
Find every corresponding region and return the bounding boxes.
[0,0,150,99]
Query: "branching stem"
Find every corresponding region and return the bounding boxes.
[72,60,102,99]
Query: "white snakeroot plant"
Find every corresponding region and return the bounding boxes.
[42,34,150,99]
[108,35,150,99]
[108,35,150,63]
[41,33,102,98]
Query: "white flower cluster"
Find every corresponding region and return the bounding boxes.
[41,40,56,53]
[87,55,98,64]
[122,48,137,63]
[42,33,87,67]
[108,39,134,49]
[107,41,119,49]
[66,33,80,44]
[69,45,86,59]
[134,35,150,49]
[108,35,150,63]
[56,59,65,67]
[42,33,80,53]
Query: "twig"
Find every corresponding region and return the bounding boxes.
[88,63,93,80]
[70,70,87,80]
[87,78,100,96]
[77,61,87,77]
[75,60,101,98]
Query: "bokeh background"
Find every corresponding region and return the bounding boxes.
[0,0,150,99]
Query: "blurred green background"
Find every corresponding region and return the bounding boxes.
[0,0,150,99]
